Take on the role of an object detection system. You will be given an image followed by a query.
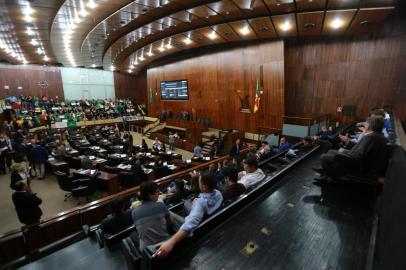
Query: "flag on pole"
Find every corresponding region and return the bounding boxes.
[253,79,263,113]
[149,88,154,105]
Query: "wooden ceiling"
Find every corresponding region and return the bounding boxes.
[0,0,397,73]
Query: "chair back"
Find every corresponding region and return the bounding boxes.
[119,172,139,189]
[55,171,71,192]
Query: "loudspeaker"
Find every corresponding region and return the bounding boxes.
[342,105,356,116]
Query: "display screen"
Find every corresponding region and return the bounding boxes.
[160,80,189,100]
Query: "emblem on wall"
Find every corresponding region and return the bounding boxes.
[38,80,49,88]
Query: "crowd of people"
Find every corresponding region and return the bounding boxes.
[2,95,142,130]
[312,108,391,184]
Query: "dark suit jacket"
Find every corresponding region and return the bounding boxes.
[10,171,24,190]
[346,131,388,175]
[229,143,241,158]
[12,191,42,225]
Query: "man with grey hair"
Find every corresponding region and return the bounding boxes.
[314,116,388,183]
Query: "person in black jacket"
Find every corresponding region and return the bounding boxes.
[101,199,133,235]
[229,139,241,159]
[314,116,388,183]
[141,139,148,152]
[12,181,42,225]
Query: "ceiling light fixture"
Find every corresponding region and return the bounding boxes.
[239,25,250,36]
[280,21,291,32]
[183,38,192,45]
[331,18,344,29]
[209,31,217,40]
[87,0,97,9]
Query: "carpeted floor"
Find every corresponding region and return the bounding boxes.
[0,132,193,234]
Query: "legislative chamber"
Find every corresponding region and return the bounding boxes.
[0,0,405,269]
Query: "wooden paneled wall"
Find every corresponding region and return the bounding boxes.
[147,40,285,133]
[114,70,147,105]
[0,65,64,99]
[285,15,406,123]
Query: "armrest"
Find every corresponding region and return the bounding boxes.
[72,178,91,186]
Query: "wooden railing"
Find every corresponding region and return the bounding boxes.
[282,114,331,127]
[166,119,208,132]
[0,149,249,267]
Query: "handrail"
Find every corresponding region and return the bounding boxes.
[0,148,250,239]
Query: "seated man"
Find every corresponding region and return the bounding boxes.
[101,198,133,235]
[277,137,290,153]
[132,182,172,249]
[314,116,388,183]
[222,167,246,200]
[238,157,265,189]
[154,174,223,258]
[193,143,203,158]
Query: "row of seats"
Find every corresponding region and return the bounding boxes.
[119,143,320,270]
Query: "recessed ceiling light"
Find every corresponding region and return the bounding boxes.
[26,28,34,35]
[128,69,132,73]
[36,48,44,54]
[91,64,96,68]
[146,51,154,57]
[239,26,250,36]
[209,31,217,40]
[31,39,38,46]
[43,56,49,62]
[280,21,291,32]
[87,0,97,9]
[331,18,344,29]
[80,9,88,17]
[158,46,165,52]
[24,15,33,22]
[139,56,145,61]
[183,38,192,44]
[74,16,81,24]
[129,65,134,69]
[166,43,173,49]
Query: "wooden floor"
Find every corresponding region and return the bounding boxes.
[19,153,378,270]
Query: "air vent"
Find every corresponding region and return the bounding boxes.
[223,31,232,36]
[360,20,371,27]
[259,26,269,32]
[304,23,315,29]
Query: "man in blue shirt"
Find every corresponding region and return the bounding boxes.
[193,143,203,158]
[277,137,291,153]
[153,173,223,258]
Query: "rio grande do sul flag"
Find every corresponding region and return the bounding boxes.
[253,79,263,113]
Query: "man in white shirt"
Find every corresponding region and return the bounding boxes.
[238,157,265,188]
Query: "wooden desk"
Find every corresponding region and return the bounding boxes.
[97,171,119,195]
[47,158,69,174]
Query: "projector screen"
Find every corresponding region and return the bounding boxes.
[160,80,189,100]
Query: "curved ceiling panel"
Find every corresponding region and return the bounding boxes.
[118,6,395,75]
[0,0,65,65]
[0,0,397,71]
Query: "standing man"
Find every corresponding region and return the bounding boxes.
[229,138,241,159]
[0,133,12,174]
[29,141,49,179]
[168,132,175,151]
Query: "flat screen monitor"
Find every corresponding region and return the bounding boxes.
[160,80,189,100]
